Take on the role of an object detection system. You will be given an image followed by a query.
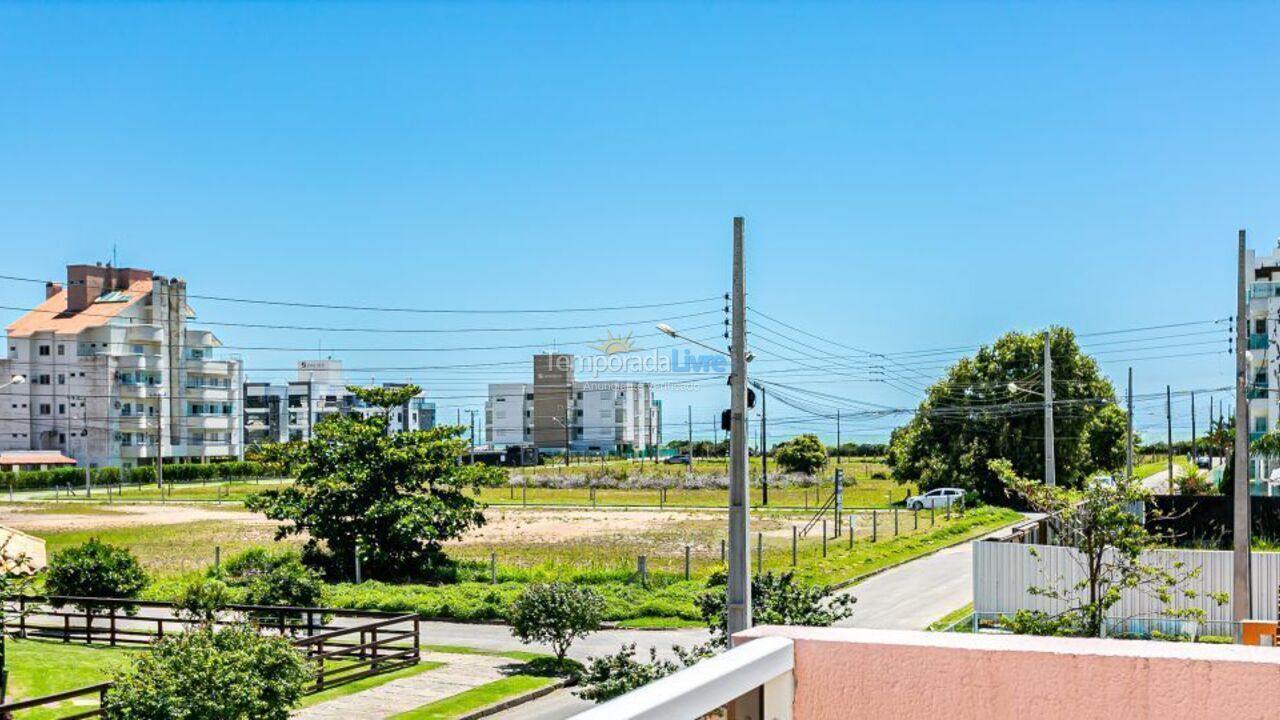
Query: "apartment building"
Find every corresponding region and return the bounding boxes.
[242,359,435,447]
[0,263,242,469]
[485,354,661,455]
[1246,242,1280,482]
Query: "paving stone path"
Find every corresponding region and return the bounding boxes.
[292,651,521,720]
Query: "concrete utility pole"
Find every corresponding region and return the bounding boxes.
[1166,385,1174,494]
[759,384,768,506]
[1234,228,1252,622]
[687,405,694,480]
[836,409,841,465]
[1126,367,1134,481]
[1043,331,1055,486]
[468,410,476,464]
[727,216,751,637]
[1191,391,1197,464]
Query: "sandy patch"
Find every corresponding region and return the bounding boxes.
[0,503,270,533]
[453,508,727,545]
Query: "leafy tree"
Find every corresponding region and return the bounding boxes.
[102,624,311,720]
[45,539,147,615]
[174,578,232,624]
[772,434,828,475]
[216,548,323,609]
[246,385,505,580]
[1084,404,1128,474]
[888,327,1121,501]
[992,459,1225,638]
[510,582,605,662]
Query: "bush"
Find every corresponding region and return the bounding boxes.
[174,578,232,623]
[510,582,605,661]
[45,539,148,614]
[697,570,856,646]
[576,643,679,702]
[773,435,828,475]
[103,624,312,720]
[217,548,324,609]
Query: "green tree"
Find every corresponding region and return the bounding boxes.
[103,624,311,720]
[174,578,232,624]
[992,459,1225,637]
[1084,404,1129,474]
[510,582,605,662]
[246,385,505,580]
[45,539,147,614]
[772,434,828,475]
[888,327,1121,501]
[216,548,323,609]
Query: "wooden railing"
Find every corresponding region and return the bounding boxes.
[0,595,421,716]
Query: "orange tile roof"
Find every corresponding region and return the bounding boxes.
[0,452,76,466]
[5,280,152,337]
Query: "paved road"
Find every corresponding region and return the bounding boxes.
[831,521,1032,630]
[419,620,708,664]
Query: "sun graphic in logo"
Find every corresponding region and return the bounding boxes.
[592,330,640,355]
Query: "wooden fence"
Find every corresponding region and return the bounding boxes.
[0,595,421,718]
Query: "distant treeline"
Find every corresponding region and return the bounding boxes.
[663,439,886,458]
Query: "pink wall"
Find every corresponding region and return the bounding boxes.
[735,626,1280,720]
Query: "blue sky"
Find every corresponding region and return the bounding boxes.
[1,2,1275,444]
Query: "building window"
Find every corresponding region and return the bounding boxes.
[132,344,144,355]
[37,375,50,385]
[57,374,65,385]
[58,433,66,445]
[38,345,50,356]
[38,404,51,415]
[57,344,65,356]
[58,404,65,415]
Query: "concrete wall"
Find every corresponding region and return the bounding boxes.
[736,625,1280,720]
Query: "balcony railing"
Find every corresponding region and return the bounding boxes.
[572,636,794,720]
[1249,334,1270,350]
[1249,282,1280,301]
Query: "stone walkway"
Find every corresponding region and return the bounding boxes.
[292,651,521,720]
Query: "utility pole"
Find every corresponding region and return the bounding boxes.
[1208,396,1214,463]
[759,385,768,506]
[1233,228,1251,622]
[727,216,751,638]
[1043,331,1055,486]
[836,409,841,465]
[687,405,693,480]
[1182,389,1192,461]
[1126,367,1134,481]
[468,410,476,464]
[1166,385,1174,494]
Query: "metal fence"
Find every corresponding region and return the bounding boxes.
[973,541,1280,628]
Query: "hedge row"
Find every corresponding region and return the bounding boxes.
[4,460,278,490]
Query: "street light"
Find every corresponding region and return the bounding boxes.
[655,324,754,362]
[1007,382,1042,397]
[0,374,26,390]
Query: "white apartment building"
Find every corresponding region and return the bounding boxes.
[0,264,242,469]
[1246,242,1280,482]
[485,354,661,455]
[243,359,435,446]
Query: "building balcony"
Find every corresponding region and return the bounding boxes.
[119,445,160,459]
[115,415,153,430]
[126,325,164,344]
[185,359,234,375]
[116,355,162,371]
[186,415,232,430]
[1249,333,1270,350]
[576,625,1280,720]
[184,386,231,402]
[1248,384,1270,400]
[1249,282,1280,302]
[117,383,160,398]
[184,443,233,457]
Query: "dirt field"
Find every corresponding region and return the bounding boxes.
[0,503,266,533]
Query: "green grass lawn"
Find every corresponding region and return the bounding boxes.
[389,675,556,720]
[38,478,294,503]
[5,639,138,720]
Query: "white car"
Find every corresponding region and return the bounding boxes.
[906,488,965,510]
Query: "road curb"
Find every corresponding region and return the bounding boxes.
[453,678,567,720]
